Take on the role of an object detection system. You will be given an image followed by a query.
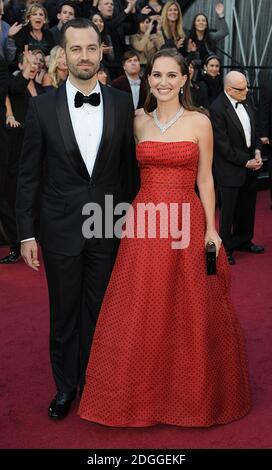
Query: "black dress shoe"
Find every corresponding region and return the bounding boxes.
[0,249,21,264]
[48,391,76,419]
[227,254,236,265]
[236,243,264,254]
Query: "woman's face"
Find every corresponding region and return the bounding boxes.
[34,52,45,72]
[92,14,104,33]
[167,4,179,23]
[204,58,220,77]
[29,8,46,30]
[194,14,207,32]
[139,18,150,34]
[57,49,67,70]
[148,56,187,103]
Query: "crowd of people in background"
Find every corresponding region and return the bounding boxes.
[0,0,271,265]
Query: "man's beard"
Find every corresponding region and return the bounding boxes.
[68,60,100,80]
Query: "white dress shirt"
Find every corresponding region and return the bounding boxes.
[21,78,103,242]
[66,77,103,176]
[225,91,251,148]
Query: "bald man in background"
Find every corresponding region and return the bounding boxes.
[210,71,264,265]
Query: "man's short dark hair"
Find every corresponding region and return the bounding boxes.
[122,50,140,65]
[57,1,76,15]
[60,18,101,49]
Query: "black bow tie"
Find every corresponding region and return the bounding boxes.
[235,101,243,108]
[74,91,101,108]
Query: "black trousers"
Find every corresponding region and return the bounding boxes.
[0,124,18,249]
[219,174,257,254]
[42,241,118,394]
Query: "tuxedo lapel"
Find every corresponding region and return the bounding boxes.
[123,75,132,93]
[56,84,90,181]
[91,84,116,180]
[224,94,247,143]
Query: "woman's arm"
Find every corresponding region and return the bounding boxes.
[210,3,229,42]
[196,114,222,255]
[5,95,20,127]
[210,17,229,42]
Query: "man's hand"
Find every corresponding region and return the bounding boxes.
[21,240,40,271]
[254,149,262,163]
[246,156,263,171]
[6,115,21,128]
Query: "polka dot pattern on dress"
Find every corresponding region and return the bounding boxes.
[79,141,251,427]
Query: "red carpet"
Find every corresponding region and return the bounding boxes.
[0,190,271,449]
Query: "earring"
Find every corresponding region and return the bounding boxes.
[180,87,184,95]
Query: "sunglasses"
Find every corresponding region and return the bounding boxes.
[230,85,248,91]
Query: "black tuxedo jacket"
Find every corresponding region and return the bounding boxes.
[210,92,260,187]
[16,83,140,256]
[111,74,147,109]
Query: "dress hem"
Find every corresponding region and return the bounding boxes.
[78,406,251,429]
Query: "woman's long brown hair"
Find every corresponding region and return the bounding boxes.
[144,49,208,115]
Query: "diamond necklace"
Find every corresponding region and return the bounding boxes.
[152,106,184,134]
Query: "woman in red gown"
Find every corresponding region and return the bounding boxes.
[79,49,251,427]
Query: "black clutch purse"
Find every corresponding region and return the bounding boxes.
[206,241,216,275]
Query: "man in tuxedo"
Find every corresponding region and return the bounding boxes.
[210,71,264,265]
[111,51,147,109]
[17,18,139,419]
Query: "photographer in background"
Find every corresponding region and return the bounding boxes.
[130,13,163,66]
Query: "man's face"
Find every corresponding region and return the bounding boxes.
[64,27,102,81]
[227,76,248,102]
[57,5,75,25]
[123,56,140,76]
[98,0,114,19]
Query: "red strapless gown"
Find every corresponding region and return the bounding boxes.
[79,141,251,427]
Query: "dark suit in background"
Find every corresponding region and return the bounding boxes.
[210,92,261,255]
[257,86,272,203]
[0,59,15,248]
[17,83,140,394]
[111,73,147,109]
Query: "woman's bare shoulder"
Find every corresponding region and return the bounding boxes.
[186,110,211,129]
[134,110,152,139]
